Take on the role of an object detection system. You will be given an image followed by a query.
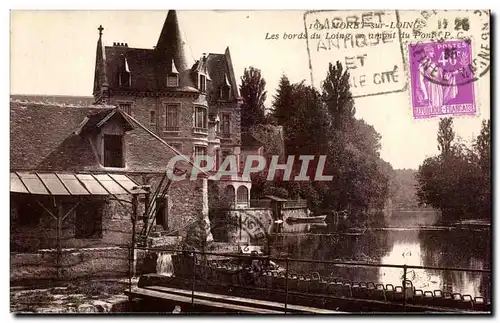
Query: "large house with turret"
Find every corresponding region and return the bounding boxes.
[93,11,242,167]
[10,10,255,281]
[92,10,252,210]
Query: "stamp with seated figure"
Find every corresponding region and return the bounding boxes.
[409,40,476,119]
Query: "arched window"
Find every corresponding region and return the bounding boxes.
[224,185,235,206]
[236,186,249,206]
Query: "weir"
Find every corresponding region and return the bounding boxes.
[156,252,174,276]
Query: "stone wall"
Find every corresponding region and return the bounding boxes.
[11,176,210,251]
[10,247,129,282]
[209,207,273,245]
[109,93,209,157]
[10,195,142,252]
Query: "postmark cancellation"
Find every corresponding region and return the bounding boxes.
[409,40,476,119]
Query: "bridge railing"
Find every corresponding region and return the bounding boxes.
[250,199,272,208]
[283,199,308,209]
[249,198,308,209]
[126,245,491,313]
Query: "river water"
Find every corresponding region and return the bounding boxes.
[269,210,491,300]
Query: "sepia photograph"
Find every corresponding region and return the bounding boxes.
[9,9,491,314]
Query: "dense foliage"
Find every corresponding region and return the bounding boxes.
[389,169,421,210]
[240,67,267,131]
[250,61,390,212]
[416,118,491,221]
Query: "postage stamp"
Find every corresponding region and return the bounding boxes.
[409,40,476,119]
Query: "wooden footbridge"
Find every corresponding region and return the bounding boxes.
[126,285,339,313]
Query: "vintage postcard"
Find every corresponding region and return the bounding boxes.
[10,9,491,314]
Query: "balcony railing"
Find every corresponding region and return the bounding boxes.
[193,127,208,134]
[165,126,180,132]
[250,199,272,208]
[283,199,308,209]
[249,198,307,209]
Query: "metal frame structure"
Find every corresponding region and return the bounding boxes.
[10,171,148,279]
[126,245,491,313]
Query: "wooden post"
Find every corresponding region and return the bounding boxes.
[37,198,80,281]
[131,194,138,277]
[56,206,62,279]
[144,185,150,226]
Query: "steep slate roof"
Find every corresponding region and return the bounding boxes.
[11,101,105,171]
[10,100,188,173]
[155,10,191,78]
[94,10,199,94]
[10,94,95,106]
[74,108,135,135]
[205,47,240,103]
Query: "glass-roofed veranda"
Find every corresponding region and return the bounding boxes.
[10,172,148,278]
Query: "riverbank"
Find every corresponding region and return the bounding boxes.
[10,278,134,313]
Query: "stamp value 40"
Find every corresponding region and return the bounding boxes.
[409,40,476,119]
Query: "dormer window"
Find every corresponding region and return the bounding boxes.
[119,55,131,88]
[199,74,206,92]
[219,74,231,100]
[220,85,231,100]
[168,59,179,87]
[75,109,133,170]
[119,72,131,88]
[167,74,179,87]
[103,134,124,168]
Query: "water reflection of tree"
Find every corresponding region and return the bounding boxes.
[273,211,392,284]
[419,229,491,299]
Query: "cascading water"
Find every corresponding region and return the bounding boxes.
[156,252,174,276]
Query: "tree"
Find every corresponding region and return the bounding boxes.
[437,117,455,158]
[322,61,356,132]
[240,67,267,130]
[474,119,491,172]
[416,118,491,221]
[473,120,491,216]
[320,62,388,212]
[416,156,446,210]
[267,63,389,213]
[255,80,331,208]
[270,75,293,125]
[280,82,330,156]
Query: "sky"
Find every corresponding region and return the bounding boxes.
[10,10,490,169]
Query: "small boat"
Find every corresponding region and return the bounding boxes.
[286,214,327,223]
